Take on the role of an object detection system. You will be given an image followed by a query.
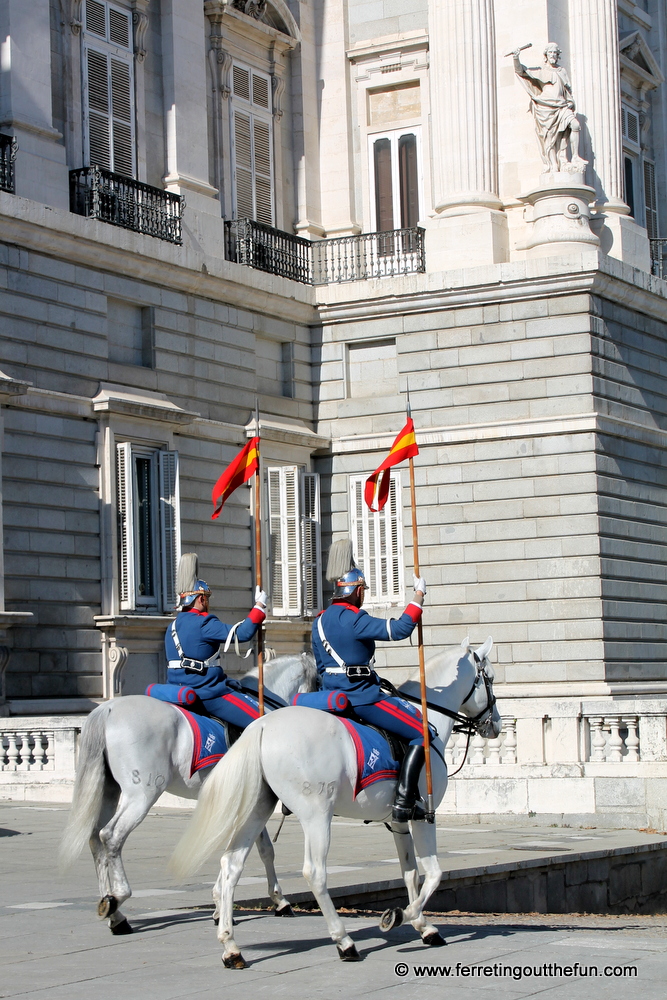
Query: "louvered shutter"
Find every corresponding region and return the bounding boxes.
[117,441,135,611]
[267,466,302,616]
[83,2,135,177]
[234,111,254,219]
[644,160,658,239]
[231,62,274,225]
[158,451,181,613]
[350,472,403,604]
[301,473,322,616]
[253,119,273,226]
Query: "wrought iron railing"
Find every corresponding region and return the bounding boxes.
[225,219,425,285]
[312,227,425,284]
[0,133,17,194]
[225,218,312,283]
[650,239,667,280]
[69,167,183,244]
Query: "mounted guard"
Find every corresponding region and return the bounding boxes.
[312,539,429,823]
[163,552,268,728]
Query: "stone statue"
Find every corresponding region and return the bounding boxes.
[512,42,586,173]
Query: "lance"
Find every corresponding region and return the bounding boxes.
[254,401,265,716]
[406,390,435,821]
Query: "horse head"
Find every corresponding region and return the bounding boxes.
[458,636,502,739]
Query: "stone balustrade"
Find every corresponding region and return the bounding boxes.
[0,717,83,800]
[445,702,667,769]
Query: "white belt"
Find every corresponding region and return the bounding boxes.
[168,657,219,670]
[325,667,347,674]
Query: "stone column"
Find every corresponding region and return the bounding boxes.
[0,0,69,207]
[160,0,219,214]
[314,0,359,236]
[568,0,650,268]
[427,0,508,267]
[568,0,625,212]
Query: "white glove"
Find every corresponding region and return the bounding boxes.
[413,575,426,596]
[255,586,268,608]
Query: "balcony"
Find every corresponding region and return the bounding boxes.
[0,133,17,194]
[69,167,183,245]
[650,239,667,280]
[225,218,425,285]
[225,217,312,283]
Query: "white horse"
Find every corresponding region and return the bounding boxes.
[170,638,501,967]
[59,653,317,935]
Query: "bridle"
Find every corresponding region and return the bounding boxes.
[401,652,496,735]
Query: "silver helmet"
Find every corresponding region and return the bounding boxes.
[326,540,367,599]
[176,553,211,609]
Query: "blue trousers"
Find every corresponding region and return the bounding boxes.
[201,690,260,729]
[353,697,425,746]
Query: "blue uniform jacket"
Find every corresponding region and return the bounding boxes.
[311,600,422,706]
[165,607,264,700]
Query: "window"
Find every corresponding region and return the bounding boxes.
[267,466,321,616]
[82,0,135,177]
[369,128,421,234]
[621,104,641,151]
[116,443,181,613]
[624,155,636,219]
[231,62,274,226]
[350,472,404,606]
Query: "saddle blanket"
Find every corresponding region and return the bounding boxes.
[176,707,230,776]
[339,718,400,798]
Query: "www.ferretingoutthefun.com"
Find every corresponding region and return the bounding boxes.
[393,961,638,981]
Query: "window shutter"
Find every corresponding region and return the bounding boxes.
[301,472,322,616]
[267,466,302,616]
[268,467,285,613]
[86,48,112,169]
[83,2,135,177]
[350,472,403,604]
[253,118,273,226]
[234,110,254,219]
[110,57,134,176]
[85,0,107,37]
[158,450,181,614]
[117,441,135,611]
[644,160,658,239]
[252,73,269,110]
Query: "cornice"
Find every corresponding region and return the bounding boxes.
[0,193,317,327]
[331,411,667,456]
[93,383,200,425]
[316,252,667,326]
[245,415,329,450]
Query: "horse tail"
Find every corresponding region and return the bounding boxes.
[169,719,268,880]
[58,704,110,870]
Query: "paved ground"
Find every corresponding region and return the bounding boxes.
[1,802,666,999]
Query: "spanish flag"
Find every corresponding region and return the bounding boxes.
[211,436,260,520]
[364,417,419,512]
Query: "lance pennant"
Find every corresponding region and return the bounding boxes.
[364,417,419,512]
[211,436,260,519]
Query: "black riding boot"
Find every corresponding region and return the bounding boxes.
[392,744,427,824]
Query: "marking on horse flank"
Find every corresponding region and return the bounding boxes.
[302,781,336,797]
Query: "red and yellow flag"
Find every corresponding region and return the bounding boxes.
[211,436,260,520]
[364,417,419,512]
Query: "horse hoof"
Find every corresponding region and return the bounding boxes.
[110,918,133,936]
[337,943,361,962]
[379,907,403,933]
[223,953,247,970]
[422,930,446,947]
[97,895,117,919]
[274,902,294,917]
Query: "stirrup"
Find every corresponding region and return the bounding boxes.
[392,797,431,824]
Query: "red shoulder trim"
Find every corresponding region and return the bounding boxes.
[333,602,362,614]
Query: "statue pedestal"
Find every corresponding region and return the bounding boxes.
[518,170,600,256]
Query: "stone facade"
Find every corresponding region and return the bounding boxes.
[0,0,666,825]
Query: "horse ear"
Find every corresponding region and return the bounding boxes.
[460,636,470,650]
[475,636,493,661]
